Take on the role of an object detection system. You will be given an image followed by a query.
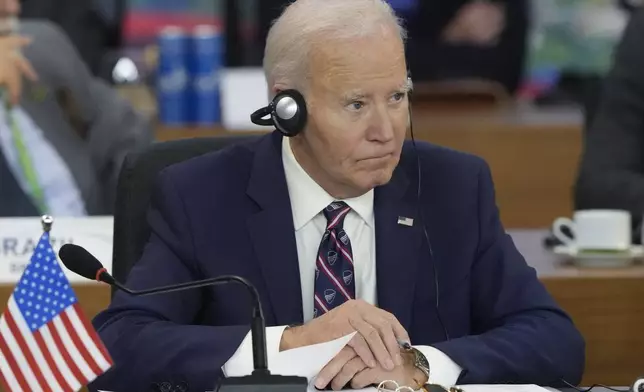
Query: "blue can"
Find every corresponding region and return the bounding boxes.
[189,25,223,126]
[157,26,189,126]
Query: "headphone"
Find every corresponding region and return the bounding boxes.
[250,89,308,137]
[249,75,450,341]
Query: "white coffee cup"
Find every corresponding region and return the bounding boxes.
[552,210,632,250]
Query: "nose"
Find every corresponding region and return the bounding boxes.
[366,103,395,143]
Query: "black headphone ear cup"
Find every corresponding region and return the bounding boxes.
[271,89,307,137]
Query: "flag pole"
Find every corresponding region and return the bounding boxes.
[41,214,53,233]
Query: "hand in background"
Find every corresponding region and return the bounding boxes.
[279,299,410,372]
[314,345,425,390]
[442,0,506,46]
[0,35,37,105]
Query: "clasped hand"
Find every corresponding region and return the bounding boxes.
[280,300,423,390]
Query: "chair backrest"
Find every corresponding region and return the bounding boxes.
[110,135,260,295]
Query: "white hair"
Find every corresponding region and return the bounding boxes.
[263,0,407,97]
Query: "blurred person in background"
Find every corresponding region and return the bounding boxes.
[258,0,529,95]
[0,0,152,217]
[574,8,644,233]
[20,0,123,79]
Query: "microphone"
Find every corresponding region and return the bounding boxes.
[58,244,307,392]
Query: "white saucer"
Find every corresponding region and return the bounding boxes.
[552,245,644,268]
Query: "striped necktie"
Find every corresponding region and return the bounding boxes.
[313,201,356,318]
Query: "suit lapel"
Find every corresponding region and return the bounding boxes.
[247,132,304,325]
[374,164,423,331]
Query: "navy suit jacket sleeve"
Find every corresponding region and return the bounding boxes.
[90,169,249,392]
[434,161,585,385]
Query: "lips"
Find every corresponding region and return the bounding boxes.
[359,154,392,162]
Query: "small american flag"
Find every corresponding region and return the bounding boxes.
[397,216,414,227]
[0,232,113,392]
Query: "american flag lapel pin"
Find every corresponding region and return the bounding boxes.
[397,216,414,227]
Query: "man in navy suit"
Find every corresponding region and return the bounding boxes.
[91,0,585,391]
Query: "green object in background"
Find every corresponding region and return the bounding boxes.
[527,0,628,76]
[6,101,48,214]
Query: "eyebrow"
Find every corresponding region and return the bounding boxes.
[401,78,413,93]
[341,91,367,101]
[341,81,412,101]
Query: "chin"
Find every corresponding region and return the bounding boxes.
[361,168,395,190]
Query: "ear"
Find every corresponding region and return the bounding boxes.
[271,83,288,97]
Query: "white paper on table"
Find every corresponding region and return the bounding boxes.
[458,385,551,392]
[310,384,552,392]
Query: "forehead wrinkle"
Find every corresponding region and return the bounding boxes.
[309,40,407,99]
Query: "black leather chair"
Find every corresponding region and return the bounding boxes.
[110,135,260,297]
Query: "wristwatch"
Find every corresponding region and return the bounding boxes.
[403,346,430,387]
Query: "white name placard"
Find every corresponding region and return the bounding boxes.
[0,216,113,284]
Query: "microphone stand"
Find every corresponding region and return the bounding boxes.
[102,273,305,390]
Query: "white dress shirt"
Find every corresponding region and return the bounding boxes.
[223,137,462,387]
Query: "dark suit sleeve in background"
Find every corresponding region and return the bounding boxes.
[89,170,249,392]
[574,10,644,222]
[35,21,152,214]
[434,161,585,386]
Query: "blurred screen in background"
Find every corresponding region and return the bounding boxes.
[522,0,629,99]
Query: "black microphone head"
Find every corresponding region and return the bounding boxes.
[58,244,112,283]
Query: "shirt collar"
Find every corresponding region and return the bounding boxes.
[281,136,374,230]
